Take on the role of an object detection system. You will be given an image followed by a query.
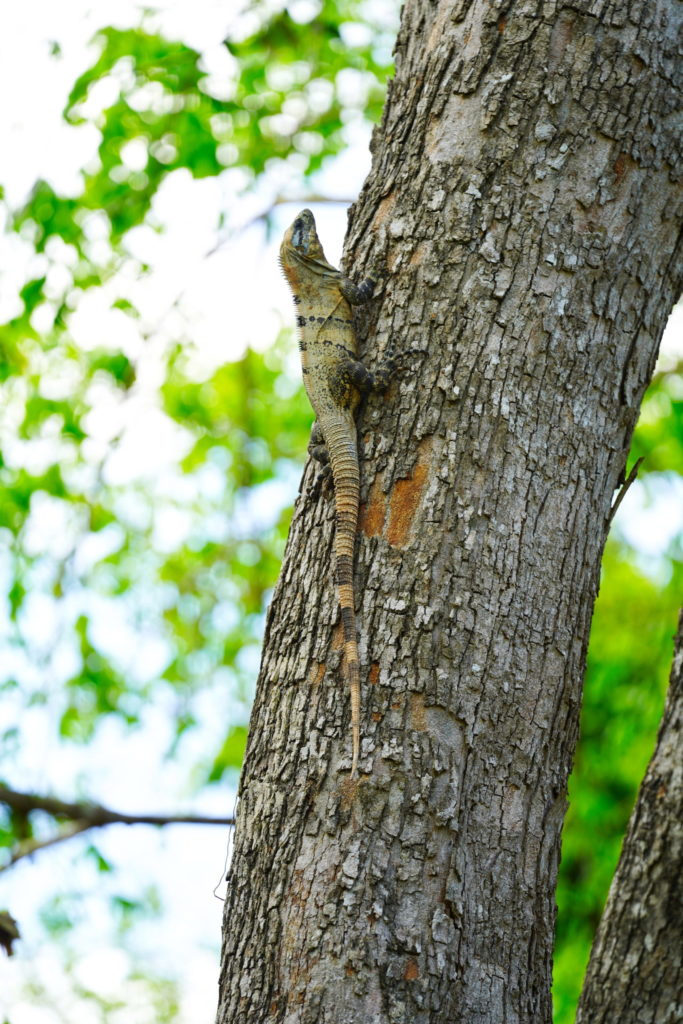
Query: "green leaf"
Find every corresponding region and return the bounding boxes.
[19,276,47,313]
[90,350,136,387]
[86,844,114,873]
[207,726,249,781]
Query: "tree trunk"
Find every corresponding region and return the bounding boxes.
[576,611,683,1024]
[217,1,683,1022]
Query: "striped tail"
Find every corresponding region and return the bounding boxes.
[327,425,361,776]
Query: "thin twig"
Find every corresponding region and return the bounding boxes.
[205,193,356,258]
[5,822,92,868]
[608,456,644,526]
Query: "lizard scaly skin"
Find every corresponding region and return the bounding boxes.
[280,209,394,778]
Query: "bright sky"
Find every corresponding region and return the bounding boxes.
[0,3,681,1022]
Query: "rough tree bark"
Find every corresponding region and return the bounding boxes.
[217,1,682,1022]
[576,610,683,1024]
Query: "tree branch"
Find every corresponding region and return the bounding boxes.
[576,609,683,1022]
[206,192,356,256]
[0,785,235,827]
[4,822,93,869]
[607,456,644,526]
[0,785,235,869]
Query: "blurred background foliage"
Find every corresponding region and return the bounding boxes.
[0,2,680,1022]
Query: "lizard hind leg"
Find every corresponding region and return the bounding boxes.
[308,422,330,466]
[370,341,427,392]
[331,356,398,400]
[308,422,334,498]
[308,420,327,456]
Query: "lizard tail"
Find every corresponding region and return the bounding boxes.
[329,437,361,776]
[338,548,361,776]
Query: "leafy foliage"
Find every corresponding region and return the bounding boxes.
[0,0,383,779]
[0,4,391,1014]
[224,0,390,178]
[630,363,683,473]
[553,536,681,1023]
[63,28,226,240]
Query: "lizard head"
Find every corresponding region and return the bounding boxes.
[282,209,324,259]
[280,209,337,279]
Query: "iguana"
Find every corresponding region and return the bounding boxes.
[280,209,395,778]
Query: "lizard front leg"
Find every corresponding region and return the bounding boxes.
[339,276,376,305]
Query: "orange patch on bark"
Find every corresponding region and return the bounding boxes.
[410,692,427,731]
[331,622,345,650]
[386,245,402,275]
[497,15,506,32]
[360,477,387,537]
[549,11,575,66]
[368,662,380,686]
[404,958,420,981]
[288,868,311,907]
[386,439,433,548]
[309,662,326,686]
[374,192,395,231]
[409,242,430,266]
[341,774,361,806]
[613,152,635,183]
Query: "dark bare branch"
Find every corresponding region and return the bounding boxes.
[0,785,235,870]
[0,785,235,828]
[608,456,645,526]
